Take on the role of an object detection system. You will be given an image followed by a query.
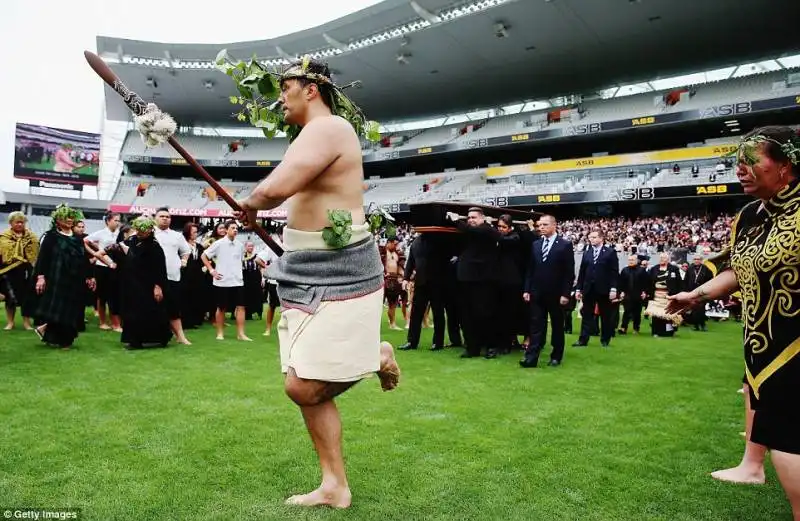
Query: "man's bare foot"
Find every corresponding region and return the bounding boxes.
[215,335,224,341]
[4,324,13,331]
[238,335,253,342]
[710,465,766,485]
[99,324,111,331]
[388,324,402,331]
[176,338,192,345]
[377,341,400,391]
[263,330,271,336]
[285,486,352,509]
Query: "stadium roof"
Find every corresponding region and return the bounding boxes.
[98,0,800,126]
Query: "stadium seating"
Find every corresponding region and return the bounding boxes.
[120,70,800,161]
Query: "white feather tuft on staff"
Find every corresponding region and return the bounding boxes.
[134,103,178,147]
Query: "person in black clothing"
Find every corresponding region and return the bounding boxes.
[440,232,463,348]
[447,207,501,359]
[495,215,527,354]
[399,233,447,351]
[646,253,683,337]
[243,241,266,320]
[180,222,208,329]
[574,230,619,348]
[683,254,714,331]
[521,214,574,367]
[617,254,650,335]
[120,217,172,348]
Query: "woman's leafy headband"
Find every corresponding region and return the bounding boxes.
[728,133,800,166]
[50,204,84,230]
[131,216,155,233]
[215,51,380,143]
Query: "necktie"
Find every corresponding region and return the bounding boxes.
[593,247,600,263]
[541,237,551,262]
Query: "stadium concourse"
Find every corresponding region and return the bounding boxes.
[5,0,800,518]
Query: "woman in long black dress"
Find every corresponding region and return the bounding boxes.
[242,241,266,320]
[119,217,172,348]
[180,222,207,329]
[28,205,95,349]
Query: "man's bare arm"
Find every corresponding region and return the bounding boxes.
[241,118,343,210]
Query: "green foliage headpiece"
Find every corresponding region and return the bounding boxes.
[215,51,380,143]
[727,132,800,167]
[50,204,84,230]
[131,216,156,233]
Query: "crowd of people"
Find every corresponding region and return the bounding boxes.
[559,213,734,256]
[0,207,281,349]
[0,209,738,353]
[383,211,734,365]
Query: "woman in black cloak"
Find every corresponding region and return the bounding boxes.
[28,205,95,349]
[119,217,172,349]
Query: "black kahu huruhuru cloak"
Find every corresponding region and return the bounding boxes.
[27,215,91,348]
[119,231,172,348]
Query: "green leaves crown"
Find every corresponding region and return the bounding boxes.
[215,50,381,143]
[50,204,84,230]
[725,134,800,167]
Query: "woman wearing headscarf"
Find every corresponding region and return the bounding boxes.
[668,126,800,517]
[0,212,39,330]
[119,216,171,348]
[28,205,94,349]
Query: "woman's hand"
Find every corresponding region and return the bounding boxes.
[666,291,702,314]
[35,275,46,295]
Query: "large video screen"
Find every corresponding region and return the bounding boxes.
[13,123,100,185]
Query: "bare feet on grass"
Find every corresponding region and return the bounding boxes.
[377,341,400,391]
[286,485,352,509]
[711,464,766,485]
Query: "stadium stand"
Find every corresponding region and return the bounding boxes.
[118,70,800,161]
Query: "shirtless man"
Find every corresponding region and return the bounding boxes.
[383,238,405,330]
[236,59,400,509]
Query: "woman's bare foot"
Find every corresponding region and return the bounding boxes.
[710,465,766,485]
[34,325,47,340]
[4,324,14,331]
[377,341,400,392]
[238,335,253,342]
[285,485,352,509]
[176,337,192,345]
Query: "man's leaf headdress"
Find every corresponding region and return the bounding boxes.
[215,51,380,143]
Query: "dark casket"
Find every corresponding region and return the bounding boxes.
[405,201,541,233]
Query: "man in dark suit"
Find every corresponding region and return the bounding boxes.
[683,254,714,331]
[617,254,649,335]
[447,208,500,359]
[520,215,574,368]
[399,233,447,351]
[574,229,619,348]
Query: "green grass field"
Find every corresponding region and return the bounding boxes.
[0,313,791,520]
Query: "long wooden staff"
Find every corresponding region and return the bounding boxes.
[83,50,284,256]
